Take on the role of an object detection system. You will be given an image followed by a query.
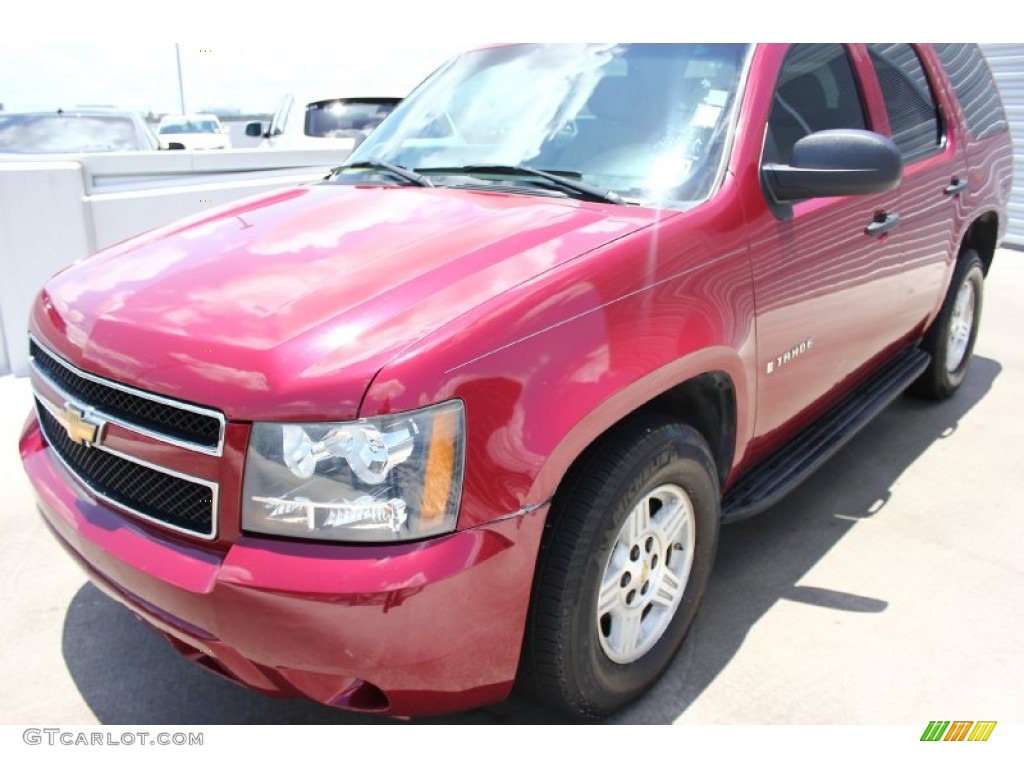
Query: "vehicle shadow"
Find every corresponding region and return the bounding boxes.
[61,357,1000,725]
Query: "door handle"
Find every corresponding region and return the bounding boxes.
[944,177,968,196]
[865,212,901,238]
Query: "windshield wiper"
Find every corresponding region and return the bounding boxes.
[416,164,625,205]
[329,160,434,187]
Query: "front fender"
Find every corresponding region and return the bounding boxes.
[361,190,756,529]
[527,346,753,508]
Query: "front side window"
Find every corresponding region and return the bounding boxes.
[342,43,751,207]
[765,44,867,165]
[868,44,942,162]
[269,95,293,137]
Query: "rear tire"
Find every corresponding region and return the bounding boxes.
[910,250,985,400]
[519,414,720,718]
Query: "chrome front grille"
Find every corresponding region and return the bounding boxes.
[29,339,223,539]
[29,339,224,454]
[36,400,217,537]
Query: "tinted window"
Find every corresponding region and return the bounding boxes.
[868,44,941,162]
[933,43,1008,141]
[766,44,866,164]
[304,99,401,137]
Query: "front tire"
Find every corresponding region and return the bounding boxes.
[520,415,720,718]
[911,250,985,400]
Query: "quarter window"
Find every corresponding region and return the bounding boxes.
[933,43,1008,141]
[868,44,942,162]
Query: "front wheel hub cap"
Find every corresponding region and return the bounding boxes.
[597,484,696,664]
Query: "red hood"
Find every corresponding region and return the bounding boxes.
[32,184,663,420]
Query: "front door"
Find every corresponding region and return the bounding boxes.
[743,44,905,450]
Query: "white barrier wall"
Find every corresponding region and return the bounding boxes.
[0,161,93,378]
[0,148,344,376]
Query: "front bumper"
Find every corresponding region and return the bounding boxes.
[20,414,547,717]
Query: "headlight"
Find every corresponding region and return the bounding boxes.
[242,400,465,542]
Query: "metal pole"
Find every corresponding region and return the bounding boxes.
[175,44,186,113]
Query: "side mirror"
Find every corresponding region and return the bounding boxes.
[762,129,902,203]
[245,121,264,137]
[167,142,186,151]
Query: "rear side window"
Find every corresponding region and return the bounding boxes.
[933,43,1009,141]
[868,44,941,162]
[765,44,867,164]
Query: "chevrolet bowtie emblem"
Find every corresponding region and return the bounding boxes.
[58,405,102,446]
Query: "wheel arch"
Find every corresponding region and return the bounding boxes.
[960,211,999,274]
[530,357,745,515]
[644,372,737,489]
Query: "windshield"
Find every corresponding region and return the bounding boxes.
[0,114,141,153]
[305,99,401,137]
[345,44,750,206]
[159,119,220,134]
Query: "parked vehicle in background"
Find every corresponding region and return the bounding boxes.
[21,43,1013,720]
[246,95,401,151]
[156,113,231,150]
[0,108,160,154]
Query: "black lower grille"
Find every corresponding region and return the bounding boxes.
[30,340,222,450]
[38,401,215,537]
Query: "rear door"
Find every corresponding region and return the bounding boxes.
[862,44,969,341]
[933,44,1014,244]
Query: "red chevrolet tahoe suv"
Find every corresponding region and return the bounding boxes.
[20,44,1013,719]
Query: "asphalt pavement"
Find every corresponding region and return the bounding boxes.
[2,252,1022,725]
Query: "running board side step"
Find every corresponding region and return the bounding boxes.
[721,346,931,522]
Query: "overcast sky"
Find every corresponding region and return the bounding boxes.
[0,42,468,114]
[3,2,1017,116]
